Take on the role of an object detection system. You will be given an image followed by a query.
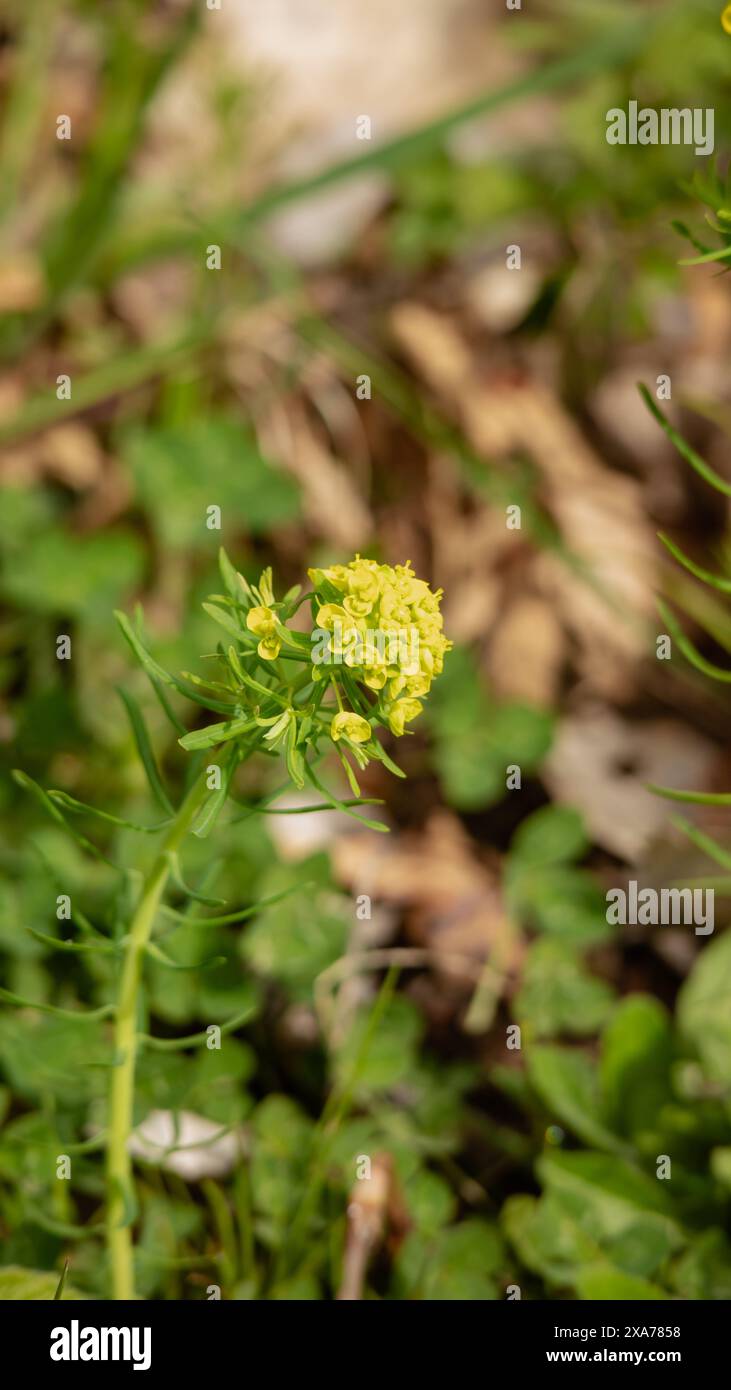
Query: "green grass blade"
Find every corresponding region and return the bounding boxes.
[53,1260,69,1300]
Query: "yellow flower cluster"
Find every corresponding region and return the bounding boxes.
[308,557,450,741]
[246,604,281,661]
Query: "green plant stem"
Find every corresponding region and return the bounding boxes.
[105,768,210,1300]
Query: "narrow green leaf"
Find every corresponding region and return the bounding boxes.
[116,609,175,686]
[648,784,731,806]
[658,534,731,593]
[116,611,235,714]
[29,841,111,942]
[285,715,306,789]
[678,242,731,266]
[219,546,248,602]
[12,770,114,865]
[164,851,226,906]
[109,1176,138,1231]
[24,1204,105,1240]
[178,715,254,752]
[671,219,712,258]
[0,987,115,1021]
[192,751,239,839]
[63,1133,108,1155]
[671,815,731,871]
[656,598,731,683]
[139,1003,257,1051]
[25,927,118,955]
[370,737,406,779]
[337,748,361,799]
[160,881,314,927]
[304,761,389,832]
[47,789,172,833]
[180,670,236,697]
[225,652,289,707]
[145,942,225,970]
[53,1260,69,1301]
[117,686,175,814]
[202,601,251,643]
[149,674,186,736]
[639,386,731,497]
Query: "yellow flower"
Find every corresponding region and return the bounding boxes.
[347,564,380,605]
[308,564,349,592]
[330,710,372,743]
[247,605,277,638]
[343,594,374,619]
[316,604,348,631]
[363,667,388,691]
[387,698,423,736]
[257,634,282,661]
[309,556,451,723]
[405,673,430,698]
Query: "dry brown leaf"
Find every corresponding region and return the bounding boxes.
[0,422,104,490]
[392,303,657,698]
[390,302,474,398]
[488,593,565,706]
[332,812,523,999]
[256,398,371,548]
[543,704,716,863]
[425,455,509,643]
[0,255,45,314]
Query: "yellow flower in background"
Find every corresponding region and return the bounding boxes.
[722,5,731,35]
[330,710,372,743]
